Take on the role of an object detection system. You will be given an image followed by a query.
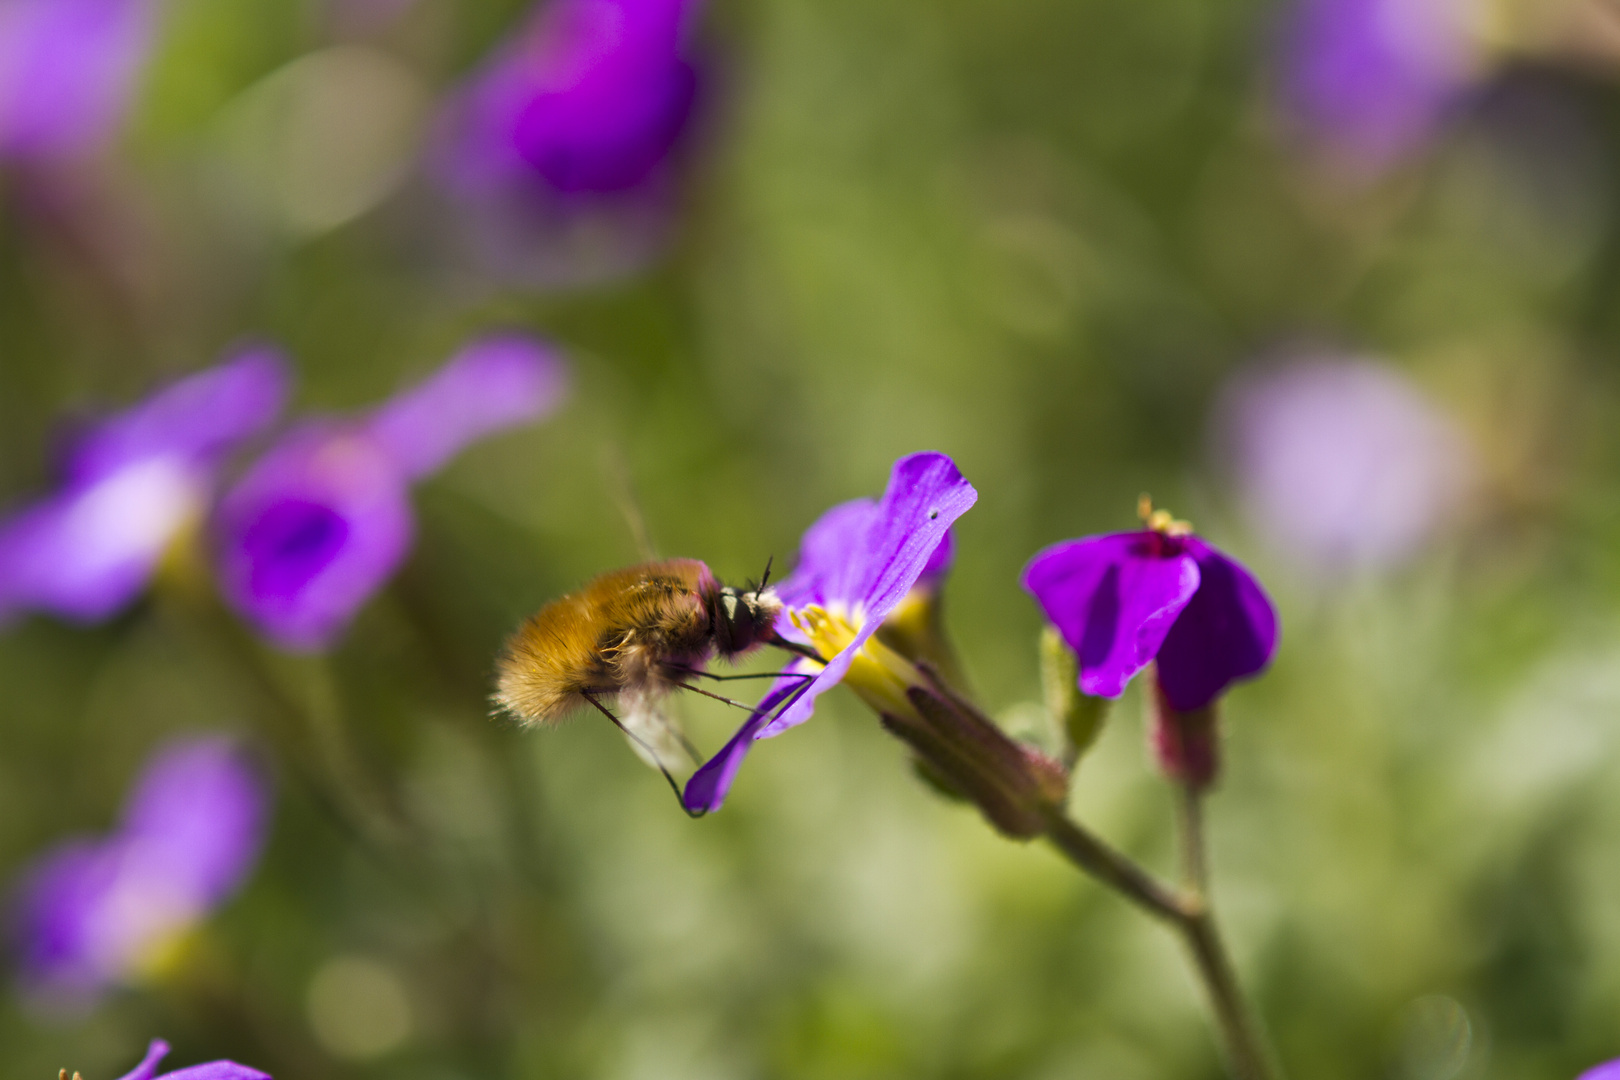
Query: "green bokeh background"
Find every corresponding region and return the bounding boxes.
[3,0,1619,1076]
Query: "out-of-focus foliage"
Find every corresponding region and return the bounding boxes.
[4,0,1620,1077]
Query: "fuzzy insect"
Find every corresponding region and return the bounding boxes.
[494,559,814,804]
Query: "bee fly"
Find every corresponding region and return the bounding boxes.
[494,558,818,808]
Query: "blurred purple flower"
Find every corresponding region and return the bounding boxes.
[1022,517,1277,713]
[1580,1062,1620,1080]
[432,0,701,282]
[0,0,157,161]
[11,736,270,1007]
[1214,354,1477,575]
[439,0,699,196]
[0,348,289,624]
[1278,0,1483,175]
[685,453,976,813]
[214,334,568,650]
[115,1039,272,1080]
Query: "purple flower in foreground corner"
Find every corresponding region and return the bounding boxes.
[110,1039,271,1080]
[12,736,269,1007]
[1580,1061,1620,1080]
[1278,0,1485,177]
[214,334,568,650]
[685,452,977,813]
[0,348,288,624]
[0,0,157,161]
[1022,503,1278,715]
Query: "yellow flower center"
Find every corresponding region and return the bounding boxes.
[1137,493,1193,537]
[791,604,925,718]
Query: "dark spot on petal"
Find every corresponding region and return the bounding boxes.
[928,508,939,520]
[240,499,350,601]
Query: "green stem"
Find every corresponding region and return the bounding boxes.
[1170,784,1277,1080]
[1038,797,1278,1080]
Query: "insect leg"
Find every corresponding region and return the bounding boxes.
[581,691,702,818]
[673,681,783,713]
[670,666,816,684]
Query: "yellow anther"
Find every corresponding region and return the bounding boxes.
[1137,494,1193,536]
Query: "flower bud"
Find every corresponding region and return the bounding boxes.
[880,665,1069,840]
[1040,625,1110,769]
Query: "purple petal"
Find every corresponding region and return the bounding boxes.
[114,1039,170,1080]
[0,456,207,623]
[0,0,155,161]
[160,1063,273,1080]
[214,424,413,651]
[435,0,700,198]
[0,349,291,625]
[10,738,270,1004]
[1278,0,1477,174]
[1216,354,1477,575]
[1579,1062,1620,1080]
[1022,533,1201,700]
[10,837,123,998]
[772,498,876,611]
[118,736,269,908]
[917,528,954,590]
[64,347,291,485]
[366,333,569,480]
[758,452,977,738]
[682,676,803,814]
[1155,540,1279,712]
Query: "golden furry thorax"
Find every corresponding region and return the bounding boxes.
[492,559,784,725]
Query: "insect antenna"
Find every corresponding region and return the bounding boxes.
[582,691,703,818]
[758,555,774,592]
[604,448,657,561]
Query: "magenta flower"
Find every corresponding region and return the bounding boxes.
[431,0,701,283]
[0,0,157,161]
[11,736,270,1007]
[1278,0,1483,176]
[1215,354,1477,575]
[438,0,700,198]
[114,1039,271,1080]
[0,348,288,624]
[214,334,568,650]
[684,452,977,813]
[1021,516,1278,713]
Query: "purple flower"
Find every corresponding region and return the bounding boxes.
[114,1039,271,1080]
[1021,513,1278,713]
[0,348,289,624]
[1278,0,1483,175]
[0,0,156,161]
[1580,1062,1620,1080]
[438,0,699,198]
[214,334,567,650]
[684,452,977,813]
[431,0,700,283]
[1214,354,1477,575]
[11,736,270,1007]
